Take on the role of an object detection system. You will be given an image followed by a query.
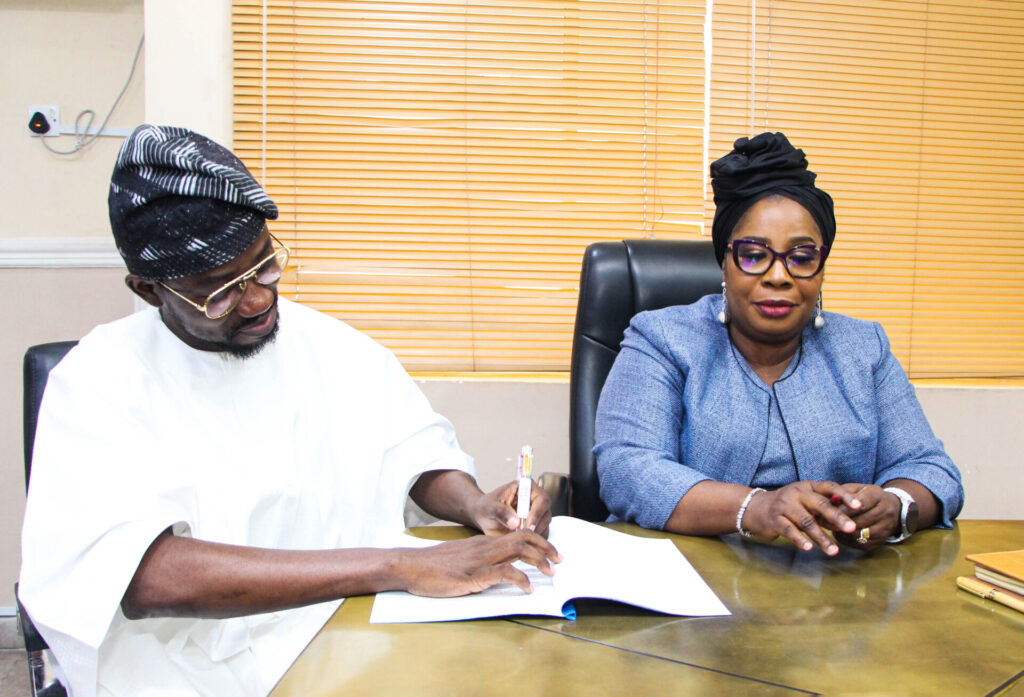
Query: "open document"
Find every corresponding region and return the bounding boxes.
[370,516,731,623]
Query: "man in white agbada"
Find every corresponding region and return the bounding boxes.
[19,125,559,697]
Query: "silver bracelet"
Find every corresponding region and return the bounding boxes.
[736,487,766,538]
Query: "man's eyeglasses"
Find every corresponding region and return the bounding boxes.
[159,233,291,319]
[728,238,829,279]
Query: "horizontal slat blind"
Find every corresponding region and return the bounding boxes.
[233,0,708,370]
[711,0,1024,377]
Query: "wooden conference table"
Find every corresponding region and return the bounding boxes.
[273,520,1024,697]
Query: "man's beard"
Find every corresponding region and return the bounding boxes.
[218,314,281,360]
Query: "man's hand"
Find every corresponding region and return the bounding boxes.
[396,531,562,597]
[469,480,553,537]
[744,480,862,556]
[122,526,563,620]
[409,470,553,537]
[828,484,901,551]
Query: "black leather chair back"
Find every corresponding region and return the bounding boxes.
[23,341,78,489]
[568,240,721,521]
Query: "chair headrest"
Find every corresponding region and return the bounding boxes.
[575,239,720,352]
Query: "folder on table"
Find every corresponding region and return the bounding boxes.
[370,516,731,624]
[966,549,1024,595]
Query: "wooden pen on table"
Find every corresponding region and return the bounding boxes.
[956,575,1024,614]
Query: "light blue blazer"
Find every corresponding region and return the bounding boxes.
[594,294,964,531]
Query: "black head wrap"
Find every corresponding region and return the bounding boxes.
[710,132,835,266]
[108,124,279,280]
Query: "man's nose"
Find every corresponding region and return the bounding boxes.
[235,280,275,318]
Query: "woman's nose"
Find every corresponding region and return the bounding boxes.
[762,257,793,285]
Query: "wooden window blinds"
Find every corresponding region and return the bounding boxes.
[232,0,709,371]
[711,0,1024,378]
[234,0,1024,377]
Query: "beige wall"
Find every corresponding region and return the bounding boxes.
[0,0,234,612]
[1,0,144,242]
[143,0,233,145]
[2,0,1021,617]
[914,387,1023,522]
[418,380,571,494]
[1,269,134,610]
[1,0,145,610]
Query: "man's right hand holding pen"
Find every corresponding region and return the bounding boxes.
[403,467,560,597]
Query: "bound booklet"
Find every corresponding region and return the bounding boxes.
[370,516,730,624]
[966,549,1024,595]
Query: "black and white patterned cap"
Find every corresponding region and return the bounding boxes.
[108,124,279,279]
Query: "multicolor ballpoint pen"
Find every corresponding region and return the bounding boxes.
[516,445,533,530]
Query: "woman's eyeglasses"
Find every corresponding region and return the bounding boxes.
[728,238,829,279]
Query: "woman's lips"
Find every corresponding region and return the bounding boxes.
[754,300,795,318]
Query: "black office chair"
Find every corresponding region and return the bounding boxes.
[18,341,77,697]
[543,240,721,521]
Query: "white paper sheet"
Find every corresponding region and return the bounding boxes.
[369,517,730,623]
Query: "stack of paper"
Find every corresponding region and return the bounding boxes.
[370,516,730,624]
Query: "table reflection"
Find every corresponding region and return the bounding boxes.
[716,522,961,617]
[274,522,1024,697]
[529,523,1023,695]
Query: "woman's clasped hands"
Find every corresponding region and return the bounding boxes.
[742,481,902,555]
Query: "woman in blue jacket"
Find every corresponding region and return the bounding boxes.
[594,132,963,556]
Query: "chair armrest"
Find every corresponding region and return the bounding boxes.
[537,472,569,517]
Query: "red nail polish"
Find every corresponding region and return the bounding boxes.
[830,494,842,505]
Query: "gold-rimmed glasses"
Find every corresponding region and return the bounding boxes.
[159,233,291,319]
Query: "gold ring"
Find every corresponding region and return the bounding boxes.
[856,527,871,545]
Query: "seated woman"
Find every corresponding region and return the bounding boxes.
[594,132,963,555]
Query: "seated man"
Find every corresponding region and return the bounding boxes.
[19,125,559,697]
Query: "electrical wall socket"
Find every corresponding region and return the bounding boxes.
[28,105,60,137]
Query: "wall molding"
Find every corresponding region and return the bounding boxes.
[0,237,124,268]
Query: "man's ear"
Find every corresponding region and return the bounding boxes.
[125,275,163,307]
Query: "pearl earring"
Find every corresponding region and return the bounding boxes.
[813,292,825,329]
[717,281,729,325]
